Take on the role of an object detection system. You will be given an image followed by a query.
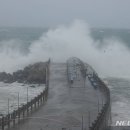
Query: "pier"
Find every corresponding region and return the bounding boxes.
[0,58,111,130]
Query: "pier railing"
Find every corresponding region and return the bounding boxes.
[67,57,111,130]
[0,59,50,130]
[89,75,111,130]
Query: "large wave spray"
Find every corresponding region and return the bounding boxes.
[0,20,130,77]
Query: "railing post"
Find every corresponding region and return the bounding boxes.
[34,97,37,110]
[18,109,20,123]
[13,111,15,127]
[27,87,29,116]
[38,96,40,107]
[98,99,99,113]
[0,118,1,129]
[43,93,45,102]
[2,116,4,130]
[40,93,42,104]
[31,100,33,113]
[23,106,25,118]
[27,103,29,116]
[8,114,10,129]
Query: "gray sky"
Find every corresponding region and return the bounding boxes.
[0,0,130,28]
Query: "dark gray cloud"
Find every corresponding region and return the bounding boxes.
[0,0,130,28]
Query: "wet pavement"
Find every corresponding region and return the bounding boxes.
[9,63,106,130]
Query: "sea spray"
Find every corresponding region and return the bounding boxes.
[0,20,130,78]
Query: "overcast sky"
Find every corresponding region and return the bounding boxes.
[0,0,130,28]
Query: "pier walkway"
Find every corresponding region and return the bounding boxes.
[9,62,106,130]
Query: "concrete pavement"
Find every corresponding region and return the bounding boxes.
[9,63,106,130]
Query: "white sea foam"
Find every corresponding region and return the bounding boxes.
[0,20,130,78]
[0,82,45,115]
[0,21,130,123]
[106,77,130,125]
[112,98,130,124]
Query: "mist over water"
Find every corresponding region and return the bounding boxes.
[0,20,130,78]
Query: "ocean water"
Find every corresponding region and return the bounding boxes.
[0,21,130,125]
[91,28,130,125]
[0,82,45,116]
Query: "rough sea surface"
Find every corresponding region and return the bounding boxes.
[0,23,130,125]
[0,82,45,116]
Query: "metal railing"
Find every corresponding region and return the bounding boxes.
[0,59,50,130]
[67,58,111,130]
[89,75,111,130]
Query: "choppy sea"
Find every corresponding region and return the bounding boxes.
[0,23,130,125]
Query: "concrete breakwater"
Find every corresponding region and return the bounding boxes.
[85,63,111,130]
[67,57,111,130]
[0,60,50,130]
[0,57,111,130]
[88,75,111,130]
